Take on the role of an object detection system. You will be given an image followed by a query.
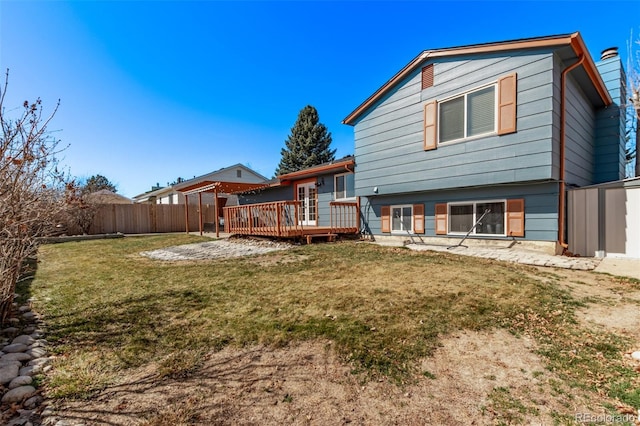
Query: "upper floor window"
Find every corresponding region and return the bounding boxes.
[237,169,242,178]
[334,173,355,200]
[439,85,496,143]
[424,73,516,151]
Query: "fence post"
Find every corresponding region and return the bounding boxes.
[150,204,156,233]
[184,194,190,233]
[111,204,117,233]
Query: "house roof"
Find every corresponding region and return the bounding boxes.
[342,32,612,126]
[86,189,133,204]
[132,186,167,201]
[235,157,356,195]
[172,163,269,191]
[277,156,355,182]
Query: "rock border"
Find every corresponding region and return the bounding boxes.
[0,295,50,426]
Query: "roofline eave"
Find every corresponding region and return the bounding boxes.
[342,32,611,126]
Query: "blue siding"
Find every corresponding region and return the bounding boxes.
[317,176,334,227]
[564,73,596,186]
[594,57,626,183]
[239,171,351,228]
[359,183,559,241]
[353,50,558,197]
[348,42,625,243]
[239,185,293,204]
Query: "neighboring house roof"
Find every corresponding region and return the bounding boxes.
[86,190,133,204]
[132,186,167,202]
[132,163,269,202]
[277,156,355,183]
[342,32,611,125]
[172,163,269,192]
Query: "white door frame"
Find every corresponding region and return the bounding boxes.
[296,181,317,226]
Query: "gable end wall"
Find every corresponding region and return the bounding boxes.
[353,50,557,197]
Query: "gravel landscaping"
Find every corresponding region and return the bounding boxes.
[140,237,293,261]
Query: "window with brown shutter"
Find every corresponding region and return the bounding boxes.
[381,205,391,233]
[497,73,517,135]
[506,198,525,237]
[413,204,425,234]
[421,64,434,90]
[435,203,447,235]
[431,72,517,147]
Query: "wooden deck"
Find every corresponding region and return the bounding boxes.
[223,200,359,239]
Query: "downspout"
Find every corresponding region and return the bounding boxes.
[558,54,585,249]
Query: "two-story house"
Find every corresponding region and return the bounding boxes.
[343,32,626,254]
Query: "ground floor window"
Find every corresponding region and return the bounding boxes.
[449,201,505,235]
[391,205,413,233]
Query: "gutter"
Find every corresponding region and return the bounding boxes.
[558,54,585,249]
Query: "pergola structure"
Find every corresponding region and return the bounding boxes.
[177,181,269,237]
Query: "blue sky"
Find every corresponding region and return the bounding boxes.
[1,0,638,197]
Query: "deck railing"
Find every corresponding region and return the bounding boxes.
[224,199,359,237]
[224,201,303,237]
[330,201,359,233]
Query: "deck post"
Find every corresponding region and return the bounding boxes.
[184,194,189,234]
[330,202,334,234]
[356,197,361,234]
[276,202,282,236]
[249,206,253,234]
[293,201,301,229]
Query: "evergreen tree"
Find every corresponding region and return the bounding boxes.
[83,174,117,193]
[275,105,336,175]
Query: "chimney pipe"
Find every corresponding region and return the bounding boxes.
[600,47,618,60]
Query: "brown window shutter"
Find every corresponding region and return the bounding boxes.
[421,64,434,90]
[506,199,525,237]
[435,203,447,235]
[497,73,517,135]
[381,205,391,233]
[423,100,438,151]
[413,204,425,234]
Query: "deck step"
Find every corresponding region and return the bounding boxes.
[305,233,338,244]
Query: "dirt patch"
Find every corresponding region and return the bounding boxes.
[417,329,590,424]
[50,330,586,425]
[578,303,640,340]
[542,268,640,342]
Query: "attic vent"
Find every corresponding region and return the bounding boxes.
[600,47,618,60]
[421,64,434,90]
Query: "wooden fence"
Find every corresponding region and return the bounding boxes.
[86,204,217,235]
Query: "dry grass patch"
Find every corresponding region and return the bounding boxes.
[27,235,640,424]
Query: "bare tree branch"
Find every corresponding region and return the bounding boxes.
[0,69,68,323]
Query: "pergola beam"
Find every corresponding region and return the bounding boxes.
[177,180,269,237]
